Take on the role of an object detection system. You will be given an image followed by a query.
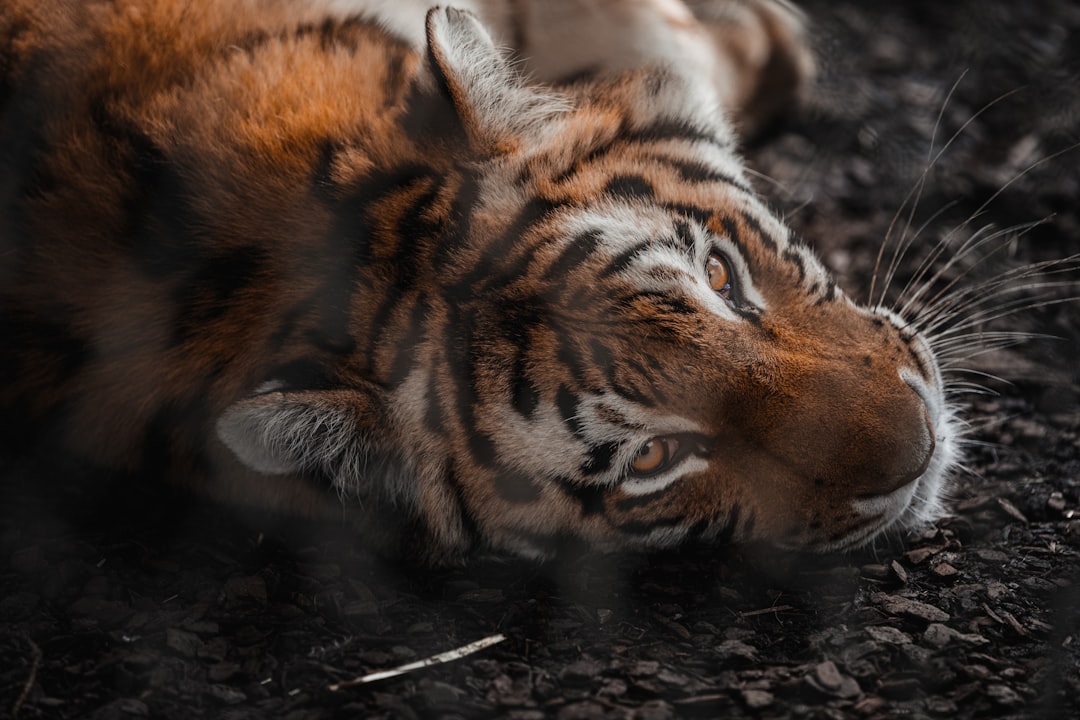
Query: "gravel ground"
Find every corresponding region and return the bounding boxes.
[2,1,1079,718]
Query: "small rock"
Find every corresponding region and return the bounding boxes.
[1047,492,1067,513]
[814,661,844,691]
[742,689,774,709]
[860,564,889,580]
[931,562,959,580]
[597,608,613,624]
[903,546,941,565]
[165,628,203,658]
[632,700,675,720]
[877,677,921,699]
[557,701,607,720]
[874,593,951,623]
[808,661,862,698]
[714,640,759,663]
[865,626,911,646]
[560,659,604,685]
[922,623,988,648]
[207,662,241,683]
[986,684,1024,706]
[852,696,887,714]
[419,680,463,710]
[631,660,660,676]
[205,684,247,705]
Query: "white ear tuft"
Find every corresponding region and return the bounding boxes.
[216,390,363,477]
[425,6,568,152]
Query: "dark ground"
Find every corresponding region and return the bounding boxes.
[2,1,1080,718]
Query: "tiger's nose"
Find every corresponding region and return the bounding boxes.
[874,410,936,495]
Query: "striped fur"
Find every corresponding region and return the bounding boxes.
[0,0,955,563]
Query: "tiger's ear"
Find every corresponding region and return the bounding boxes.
[216,388,382,479]
[425,7,568,153]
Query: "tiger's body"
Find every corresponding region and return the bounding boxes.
[0,0,957,563]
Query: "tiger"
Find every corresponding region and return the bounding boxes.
[0,0,958,564]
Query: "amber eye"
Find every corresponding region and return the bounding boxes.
[630,437,681,476]
[706,253,732,300]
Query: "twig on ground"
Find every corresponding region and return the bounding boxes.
[12,634,42,720]
[327,633,507,691]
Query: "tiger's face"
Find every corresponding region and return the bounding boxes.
[438,196,956,559]
[219,9,958,561]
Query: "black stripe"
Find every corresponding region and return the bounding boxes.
[581,441,620,476]
[450,197,560,295]
[368,174,446,368]
[599,241,649,278]
[620,119,728,147]
[614,492,663,513]
[510,354,539,418]
[664,157,747,191]
[783,248,807,284]
[0,312,90,413]
[741,510,757,539]
[623,290,697,316]
[554,478,607,516]
[423,363,445,436]
[685,518,711,542]
[263,358,334,391]
[387,295,429,387]
[493,468,544,503]
[813,278,838,306]
[627,358,666,405]
[89,103,204,280]
[443,466,481,549]
[310,138,342,203]
[556,385,586,438]
[615,516,683,536]
[740,212,779,253]
[542,230,602,282]
[604,175,655,202]
[170,245,268,345]
[673,220,697,254]
[466,428,499,469]
[555,336,589,383]
[664,202,714,229]
[715,504,742,545]
[718,216,744,250]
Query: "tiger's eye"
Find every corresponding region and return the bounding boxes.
[630,437,679,476]
[707,253,732,299]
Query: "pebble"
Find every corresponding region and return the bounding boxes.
[742,689,774,709]
[873,593,951,623]
[931,562,959,580]
[922,623,988,648]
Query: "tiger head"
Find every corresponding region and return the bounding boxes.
[218,8,959,563]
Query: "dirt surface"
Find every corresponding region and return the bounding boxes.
[2,1,1079,718]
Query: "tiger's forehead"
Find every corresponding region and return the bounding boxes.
[518,196,820,309]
